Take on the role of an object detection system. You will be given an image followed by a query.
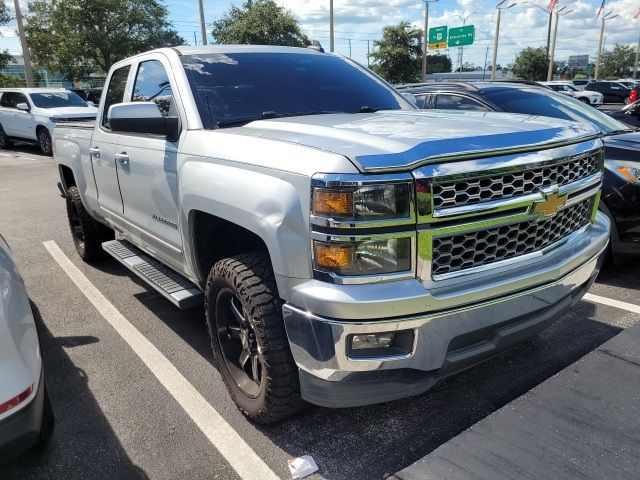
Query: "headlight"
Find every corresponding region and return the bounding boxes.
[312,183,412,221]
[313,235,413,276]
[607,160,640,185]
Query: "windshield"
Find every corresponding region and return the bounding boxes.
[483,87,631,135]
[29,91,88,109]
[180,52,411,128]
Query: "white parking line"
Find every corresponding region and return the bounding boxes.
[43,240,279,480]
[583,293,640,314]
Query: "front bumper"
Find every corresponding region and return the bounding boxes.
[283,213,609,408]
[0,370,44,464]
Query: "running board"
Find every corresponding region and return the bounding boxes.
[102,240,202,310]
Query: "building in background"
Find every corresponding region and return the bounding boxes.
[429,69,514,82]
[1,55,72,87]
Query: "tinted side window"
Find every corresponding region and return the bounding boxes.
[435,94,489,111]
[132,60,175,117]
[0,92,28,109]
[102,66,131,128]
[414,94,430,109]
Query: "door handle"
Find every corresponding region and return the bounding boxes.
[115,153,129,165]
[89,147,100,159]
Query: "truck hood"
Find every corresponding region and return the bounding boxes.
[234,110,599,172]
[47,106,98,118]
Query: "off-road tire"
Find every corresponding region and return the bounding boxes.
[65,186,113,262]
[0,124,12,149]
[37,127,53,156]
[205,252,304,424]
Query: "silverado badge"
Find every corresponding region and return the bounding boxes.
[532,189,567,219]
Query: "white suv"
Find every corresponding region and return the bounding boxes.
[540,81,603,106]
[0,88,98,156]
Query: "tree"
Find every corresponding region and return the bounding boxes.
[426,53,451,74]
[512,47,548,81]
[0,0,12,71]
[369,22,422,84]
[24,0,184,81]
[600,44,635,78]
[211,0,309,47]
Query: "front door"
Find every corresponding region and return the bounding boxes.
[115,58,183,267]
[90,65,132,220]
[0,92,32,138]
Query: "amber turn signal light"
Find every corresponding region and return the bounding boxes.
[313,242,354,270]
[313,189,353,217]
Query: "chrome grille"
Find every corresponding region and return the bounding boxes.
[432,197,594,276]
[432,152,602,209]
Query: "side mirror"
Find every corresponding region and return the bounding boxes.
[16,102,30,112]
[401,92,417,107]
[108,102,180,141]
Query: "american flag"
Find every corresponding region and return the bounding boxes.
[547,0,558,12]
[595,0,605,17]
[634,8,640,19]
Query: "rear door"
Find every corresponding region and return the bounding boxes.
[114,55,184,267]
[91,64,132,220]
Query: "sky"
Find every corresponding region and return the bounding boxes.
[1,0,639,70]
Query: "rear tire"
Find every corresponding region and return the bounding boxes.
[0,124,12,149]
[205,252,304,424]
[37,127,52,156]
[65,186,113,262]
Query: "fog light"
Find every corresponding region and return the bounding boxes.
[351,333,395,350]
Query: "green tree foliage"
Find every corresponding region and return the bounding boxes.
[211,0,309,47]
[512,47,549,81]
[0,74,22,87]
[600,44,635,78]
[369,22,422,84]
[0,0,12,70]
[426,53,451,74]
[24,0,184,81]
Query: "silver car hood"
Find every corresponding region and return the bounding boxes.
[234,110,600,172]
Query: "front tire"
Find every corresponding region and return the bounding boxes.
[65,186,112,262]
[205,252,304,424]
[0,124,12,149]
[37,127,52,156]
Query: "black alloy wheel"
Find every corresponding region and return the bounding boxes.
[38,128,52,156]
[215,288,263,398]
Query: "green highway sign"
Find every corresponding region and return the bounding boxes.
[448,25,474,47]
[428,26,448,50]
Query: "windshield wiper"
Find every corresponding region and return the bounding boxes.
[358,106,380,113]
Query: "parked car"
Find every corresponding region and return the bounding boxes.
[584,81,631,103]
[399,81,640,263]
[54,46,608,423]
[0,88,98,156]
[0,234,54,463]
[70,88,103,106]
[571,79,592,90]
[617,80,639,89]
[540,81,603,105]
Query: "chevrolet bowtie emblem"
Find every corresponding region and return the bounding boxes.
[532,190,567,218]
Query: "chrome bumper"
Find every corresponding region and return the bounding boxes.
[282,212,609,407]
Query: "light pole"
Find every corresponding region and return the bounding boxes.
[422,0,439,82]
[14,0,34,87]
[197,0,207,46]
[455,12,477,74]
[595,11,618,79]
[634,32,640,79]
[525,2,553,55]
[330,0,334,52]
[491,0,516,81]
[547,6,573,81]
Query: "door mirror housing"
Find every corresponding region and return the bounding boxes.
[108,102,180,141]
[16,102,30,112]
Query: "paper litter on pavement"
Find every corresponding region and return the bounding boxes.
[288,455,319,479]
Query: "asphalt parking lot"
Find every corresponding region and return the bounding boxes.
[0,126,639,480]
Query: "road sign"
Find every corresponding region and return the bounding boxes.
[448,25,474,47]
[428,26,448,50]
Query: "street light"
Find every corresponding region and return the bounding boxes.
[455,11,477,74]
[422,0,439,82]
[525,1,554,55]
[595,11,618,79]
[547,6,574,81]
[491,0,517,81]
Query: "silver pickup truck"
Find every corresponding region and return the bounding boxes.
[53,45,610,424]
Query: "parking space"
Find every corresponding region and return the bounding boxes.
[0,145,639,480]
